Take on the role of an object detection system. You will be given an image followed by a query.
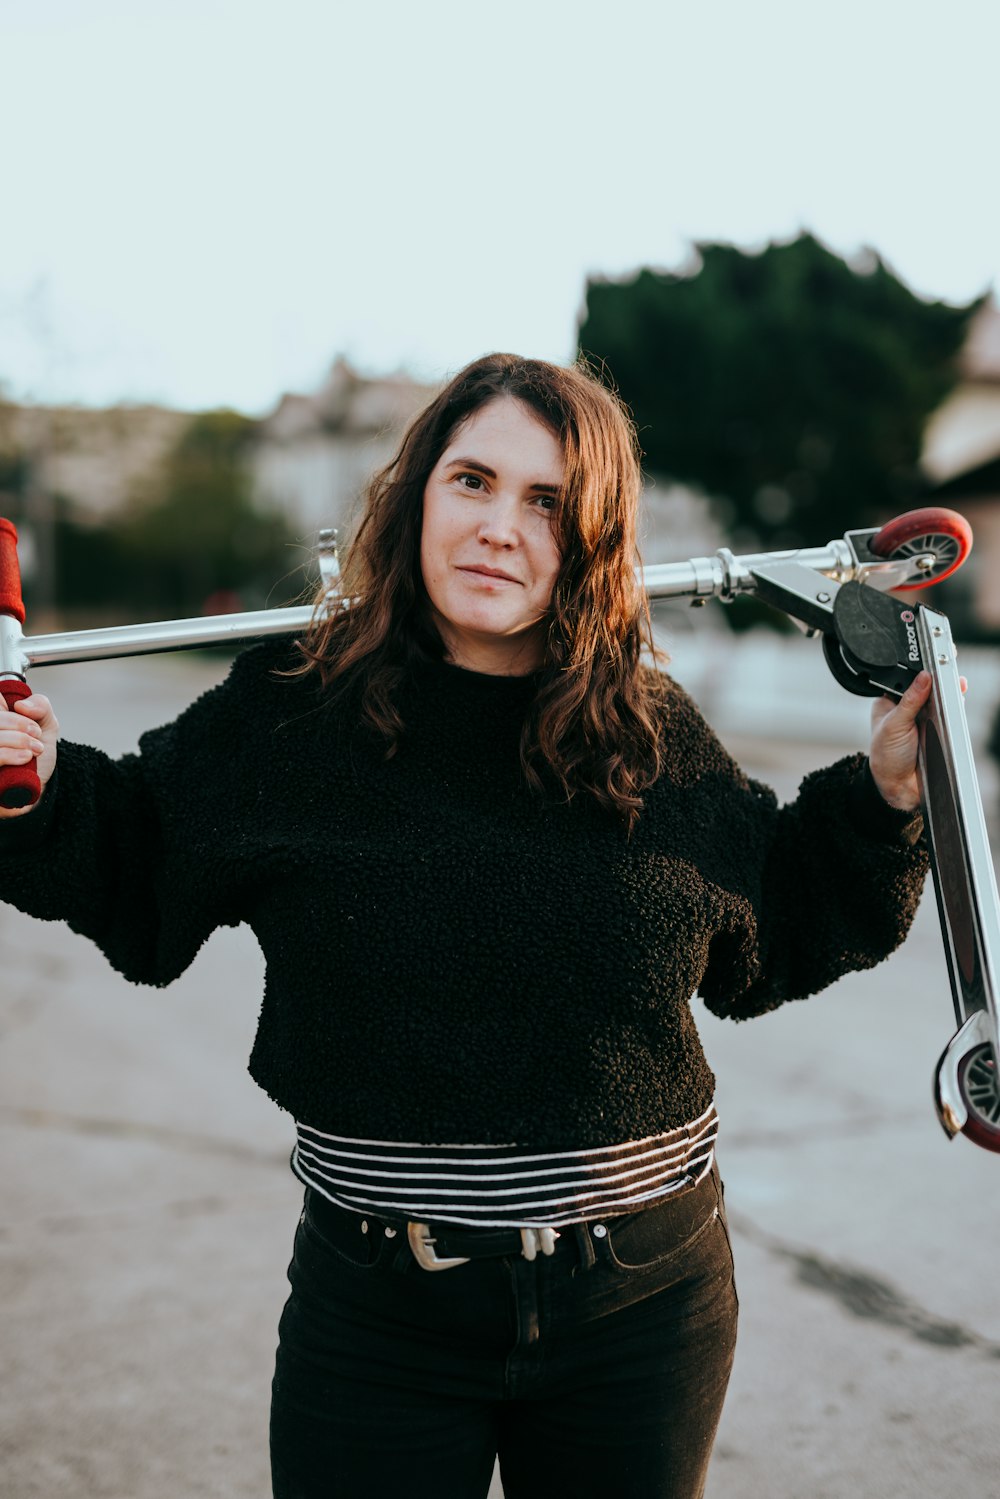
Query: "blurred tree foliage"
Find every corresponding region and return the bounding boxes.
[579,234,981,555]
[110,409,297,619]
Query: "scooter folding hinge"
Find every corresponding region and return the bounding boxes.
[747,560,842,634]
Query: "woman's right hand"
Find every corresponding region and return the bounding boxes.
[0,694,59,817]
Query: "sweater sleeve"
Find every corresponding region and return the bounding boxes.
[0,642,284,987]
[664,682,930,1021]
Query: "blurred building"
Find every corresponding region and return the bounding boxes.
[0,401,190,524]
[250,357,438,544]
[0,401,192,617]
[922,297,1000,633]
[640,473,725,563]
[250,359,725,565]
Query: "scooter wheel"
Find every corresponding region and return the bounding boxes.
[957,1044,1000,1152]
[870,507,972,589]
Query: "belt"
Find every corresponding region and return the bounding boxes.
[306,1190,570,1271]
[405,1220,561,1270]
[305,1171,711,1274]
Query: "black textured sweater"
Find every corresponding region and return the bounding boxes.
[0,641,928,1149]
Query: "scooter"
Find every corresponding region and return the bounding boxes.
[1,507,997,1151]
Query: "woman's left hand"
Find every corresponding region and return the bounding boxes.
[869,669,967,812]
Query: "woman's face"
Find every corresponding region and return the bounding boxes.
[420,397,564,675]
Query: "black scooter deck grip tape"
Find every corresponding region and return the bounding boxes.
[0,679,41,808]
[0,517,26,626]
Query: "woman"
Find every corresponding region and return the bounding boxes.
[0,354,930,1499]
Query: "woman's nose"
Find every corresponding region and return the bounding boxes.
[477,497,519,546]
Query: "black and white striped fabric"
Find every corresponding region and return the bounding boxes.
[291,1104,718,1228]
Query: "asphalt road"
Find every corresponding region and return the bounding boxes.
[2,652,998,1499]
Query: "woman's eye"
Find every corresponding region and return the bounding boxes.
[533,494,557,511]
[457,473,484,491]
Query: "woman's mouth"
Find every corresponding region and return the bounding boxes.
[458,566,521,585]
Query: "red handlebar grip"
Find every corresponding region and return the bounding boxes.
[0,679,41,809]
[0,517,26,626]
[0,520,40,808]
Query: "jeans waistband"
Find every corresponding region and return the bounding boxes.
[304,1167,717,1274]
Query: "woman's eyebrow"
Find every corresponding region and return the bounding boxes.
[445,458,497,478]
[445,457,560,493]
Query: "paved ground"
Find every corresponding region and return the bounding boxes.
[2,651,999,1498]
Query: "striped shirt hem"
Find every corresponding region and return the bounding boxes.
[290,1104,718,1228]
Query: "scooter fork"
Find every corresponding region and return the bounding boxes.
[916,608,1000,1147]
[743,560,1000,1151]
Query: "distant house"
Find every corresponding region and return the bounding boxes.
[0,402,193,613]
[0,402,190,525]
[250,358,724,578]
[921,298,1000,633]
[640,474,725,564]
[250,357,438,546]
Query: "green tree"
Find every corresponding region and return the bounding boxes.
[579,234,980,552]
[114,410,298,618]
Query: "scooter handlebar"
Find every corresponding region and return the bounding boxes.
[0,517,26,626]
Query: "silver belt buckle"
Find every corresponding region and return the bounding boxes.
[407,1221,470,1271]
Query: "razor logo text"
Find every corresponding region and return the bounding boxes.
[899,609,921,664]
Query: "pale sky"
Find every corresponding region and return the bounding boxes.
[3,0,998,414]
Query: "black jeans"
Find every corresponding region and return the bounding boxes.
[270,1166,738,1499]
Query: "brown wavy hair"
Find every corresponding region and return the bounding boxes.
[289,353,666,827]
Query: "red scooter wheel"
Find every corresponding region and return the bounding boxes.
[869,507,972,589]
[956,1044,1000,1153]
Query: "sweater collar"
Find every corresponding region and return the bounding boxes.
[428,657,542,693]
[409,657,543,727]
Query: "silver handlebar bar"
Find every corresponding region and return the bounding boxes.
[1,528,932,673]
